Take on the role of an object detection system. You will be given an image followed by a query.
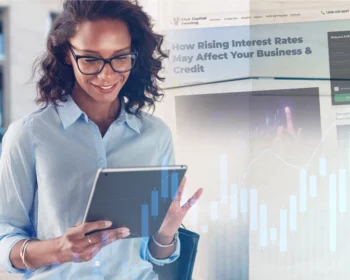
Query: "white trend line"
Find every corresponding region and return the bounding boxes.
[160,121,338,231]
[213,121,336,204]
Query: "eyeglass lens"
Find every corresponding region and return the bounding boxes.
[78,55,135,74]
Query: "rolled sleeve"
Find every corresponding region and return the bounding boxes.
[0,235,28,274]
[0,118,36,273]
[140,234,181,266]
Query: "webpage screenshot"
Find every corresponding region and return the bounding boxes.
[328,30,350,104]
[158,6,350,280]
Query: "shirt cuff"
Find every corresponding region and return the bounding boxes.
[145,233,181,266]
[0,235,29,274]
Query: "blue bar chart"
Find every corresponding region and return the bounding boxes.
[309,175,317,198]
[171,172,178,200]
[250,188,258,231]
[221,154,228,203]
[280,209,287,252]
[201,154,348,254]
[139,150,349,279]
[339,168,346,213]
[299,169,307,212]
[289,195,297,231]
[141,204,149,236]
[151,188,158,218]
[319,157,327,177]
[329,173,337,253]
[161,168,169,199]
[270,227,277,244]
[260,204,267,247]
[139,171,181,237]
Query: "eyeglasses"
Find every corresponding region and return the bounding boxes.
[68,45,138,75]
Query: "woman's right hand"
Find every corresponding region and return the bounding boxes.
[55,220,130,264]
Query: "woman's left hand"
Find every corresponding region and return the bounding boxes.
[156,176,203,241]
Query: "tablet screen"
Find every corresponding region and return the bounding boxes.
[83,166,187,238]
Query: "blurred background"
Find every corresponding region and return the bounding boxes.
[0,0,62,156]
[0,0,62,274]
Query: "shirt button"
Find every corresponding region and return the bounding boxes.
[95,261,101,267]
[99,158,105,166]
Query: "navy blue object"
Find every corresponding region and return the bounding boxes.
[152,227,200,280]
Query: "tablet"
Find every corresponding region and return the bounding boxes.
[83,165,187,238]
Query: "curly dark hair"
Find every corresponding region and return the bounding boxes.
[33,0,168,116]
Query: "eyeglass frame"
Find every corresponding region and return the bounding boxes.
[67,44,138,75]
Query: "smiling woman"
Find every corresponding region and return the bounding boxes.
[0,0,203,279]
[35,0,167,122]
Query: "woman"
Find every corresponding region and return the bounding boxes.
[0,0,203,279]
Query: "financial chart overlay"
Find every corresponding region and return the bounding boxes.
[141,171,180,236]
[172,89,350,280]
[215,154,345,253]
[190,151,349,280]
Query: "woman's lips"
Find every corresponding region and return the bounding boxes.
[92,83,118,93]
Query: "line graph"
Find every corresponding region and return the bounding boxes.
[206,154,346,253]
[171,87,348,279]
[171,120,345,260]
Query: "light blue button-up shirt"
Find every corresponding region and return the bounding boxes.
[0,95,180,279]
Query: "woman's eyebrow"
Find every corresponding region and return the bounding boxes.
[75,46,131,55]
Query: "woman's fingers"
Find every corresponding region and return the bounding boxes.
[74,220,112,239]
[73,227,130,262]
[174,176,186,201]
[80,242,103,262]
[74,221,83,227]
[101,228,130,244]
[79,227,130,246]
[285,107,295,136]
[60,222,130,264]
[182,188,203,211]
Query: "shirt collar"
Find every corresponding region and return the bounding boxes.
[120,98,141,134]
[56,95,87,129]
[56,94,141,134]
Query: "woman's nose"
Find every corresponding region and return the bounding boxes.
[98,62,116,80]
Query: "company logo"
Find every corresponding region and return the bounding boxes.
[170,16,208,26]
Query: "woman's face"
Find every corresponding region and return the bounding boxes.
[68,19,132,104]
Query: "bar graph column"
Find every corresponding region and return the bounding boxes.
[260,204,267,247]
[141,204,149,236]
[220,154,228,204]
[161,169,169,199]
[320,157,327,177]
[240,188,248,214]
[210,201,218,221]
[280,209,287,252]
[250,188,258,231]
[309,175,317,198]
[329,173,337,252]
[289,195,297,231]
[151,189,158,218]
[270,227,277,244]
[230,184,238,220]
[299,169,307,212]
[171,172,179,200]
[339,168,346,213]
